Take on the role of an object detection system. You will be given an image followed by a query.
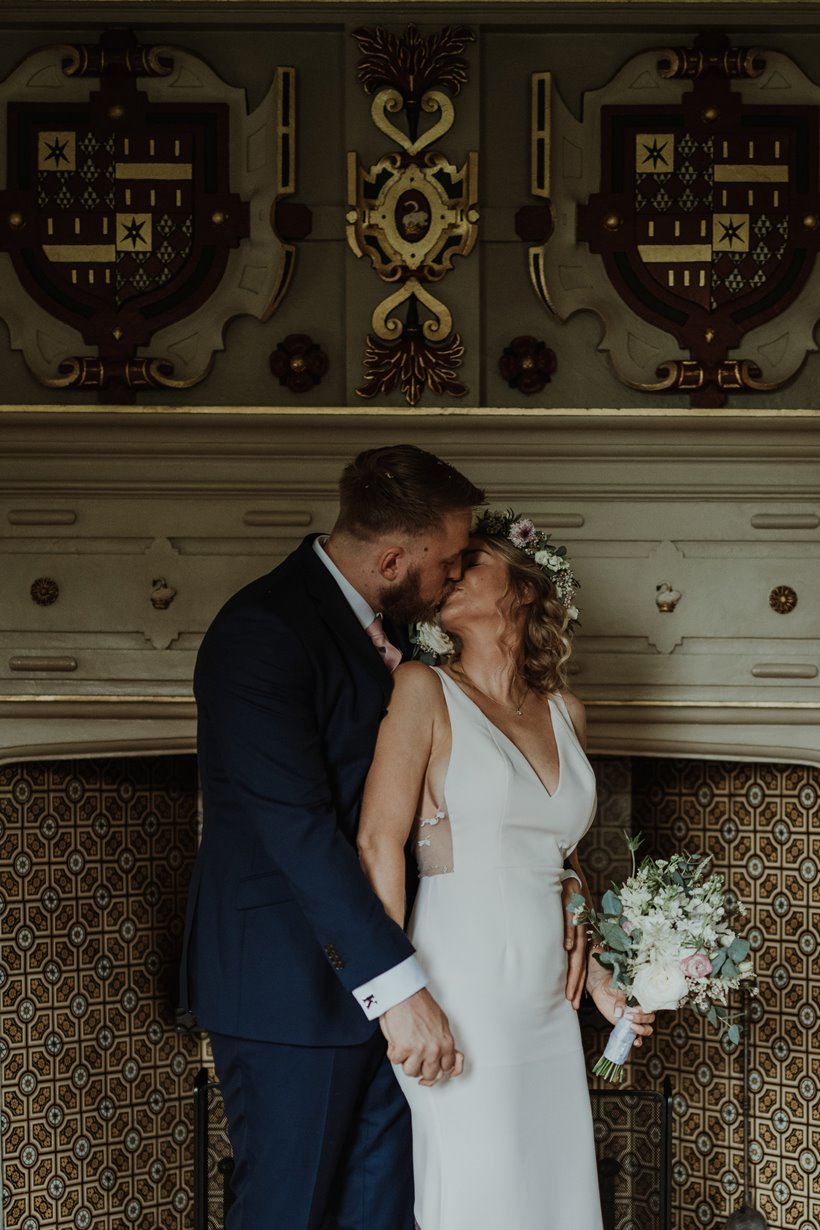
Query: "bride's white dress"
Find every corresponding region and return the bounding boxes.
[395,667,603,1230]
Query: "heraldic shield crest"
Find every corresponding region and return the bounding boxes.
[0,30,297,400]
[529,35,820,407]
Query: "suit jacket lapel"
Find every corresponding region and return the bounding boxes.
[297,536,393,696]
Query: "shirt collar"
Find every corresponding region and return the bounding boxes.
[313,536,376,630]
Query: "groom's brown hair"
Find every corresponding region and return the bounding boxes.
[336,444,484,539]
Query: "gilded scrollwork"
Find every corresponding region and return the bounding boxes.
[348,24,478,406]
[357,317,467,407]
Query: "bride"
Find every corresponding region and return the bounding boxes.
[358,510,654,1230]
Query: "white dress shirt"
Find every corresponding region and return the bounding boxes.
[313,537,427,1019]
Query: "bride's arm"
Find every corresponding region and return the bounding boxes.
[358,662,440,926]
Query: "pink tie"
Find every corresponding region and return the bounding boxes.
[365,617,402,672]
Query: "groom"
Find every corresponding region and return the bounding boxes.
[180,444,588,1230]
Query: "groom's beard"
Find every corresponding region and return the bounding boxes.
[379,566,450,626]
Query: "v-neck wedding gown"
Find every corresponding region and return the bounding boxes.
[395,667,603,1230]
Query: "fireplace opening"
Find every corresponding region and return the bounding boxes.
[2,754,816,1230]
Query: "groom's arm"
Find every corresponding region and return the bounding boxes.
[196,603,416,994]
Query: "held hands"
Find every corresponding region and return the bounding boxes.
[586,959,655,1045]
[380,988,465,1086]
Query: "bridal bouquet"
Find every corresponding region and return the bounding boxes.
[570,835,757,1083]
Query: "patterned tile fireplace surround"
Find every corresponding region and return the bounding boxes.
[1,412,818,1229]
[1,751,817,1230]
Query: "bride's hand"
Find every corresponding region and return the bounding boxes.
[587,961,655,1044]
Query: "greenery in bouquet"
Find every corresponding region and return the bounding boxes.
[570,834,757,1082]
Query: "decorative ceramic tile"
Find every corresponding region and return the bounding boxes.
[0,758,202,1230]
[582,757,820,1230]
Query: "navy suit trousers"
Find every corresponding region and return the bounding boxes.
[209,1030,414,1230]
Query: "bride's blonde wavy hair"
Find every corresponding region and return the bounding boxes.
[447,529,573,695]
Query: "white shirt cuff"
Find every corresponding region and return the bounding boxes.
[352,955,427,1020]
[559,868,581,884]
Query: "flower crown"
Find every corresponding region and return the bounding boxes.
[413,508,580,660]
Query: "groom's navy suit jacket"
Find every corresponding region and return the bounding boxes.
[180,535,415,1046]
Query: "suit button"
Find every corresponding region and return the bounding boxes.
[324,943,345,970]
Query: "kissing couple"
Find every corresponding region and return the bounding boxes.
[180,444,653,1230]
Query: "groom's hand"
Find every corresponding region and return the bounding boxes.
[380,988,464,1084]
[562,875,588,1010]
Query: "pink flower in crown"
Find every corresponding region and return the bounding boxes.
[680,952,713,979]
[621,917,635,936]
[509,518,537,549]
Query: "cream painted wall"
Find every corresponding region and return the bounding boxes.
[1,410,818,765]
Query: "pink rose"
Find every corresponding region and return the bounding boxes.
[680,952,713,979]
[621,917,635,935]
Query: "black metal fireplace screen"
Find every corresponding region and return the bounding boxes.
[193,1070,672,1230]
[591,1080,673,1230]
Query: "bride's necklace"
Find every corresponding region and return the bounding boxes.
[453,665,530,718]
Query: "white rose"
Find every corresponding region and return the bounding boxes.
[567,605,580,622]
[631,961,688,1012]
[415,621,454,657]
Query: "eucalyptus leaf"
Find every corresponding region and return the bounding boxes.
[727,1024,741,1046]
[600,920,632,954]
[707,1007,718,1027]
[722,958,739,978]
[728,937,750,962]
[567,892,586,915]
[711,949,727,973]
[602,889,622,917]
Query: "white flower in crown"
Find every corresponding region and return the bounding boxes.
[415,621,455,658]
[534,549,556,568]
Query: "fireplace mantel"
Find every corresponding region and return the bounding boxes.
[1,408,818,766]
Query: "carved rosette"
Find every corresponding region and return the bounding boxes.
[270,334,329,393]
[347,24,478,407]
[498,335,557,394]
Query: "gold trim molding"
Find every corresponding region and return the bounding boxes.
[0,404,819,418]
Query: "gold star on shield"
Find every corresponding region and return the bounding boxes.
[115,213,153,253]
[712,213,750,253]
[635,133,675,175]
[37,131,76,172]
